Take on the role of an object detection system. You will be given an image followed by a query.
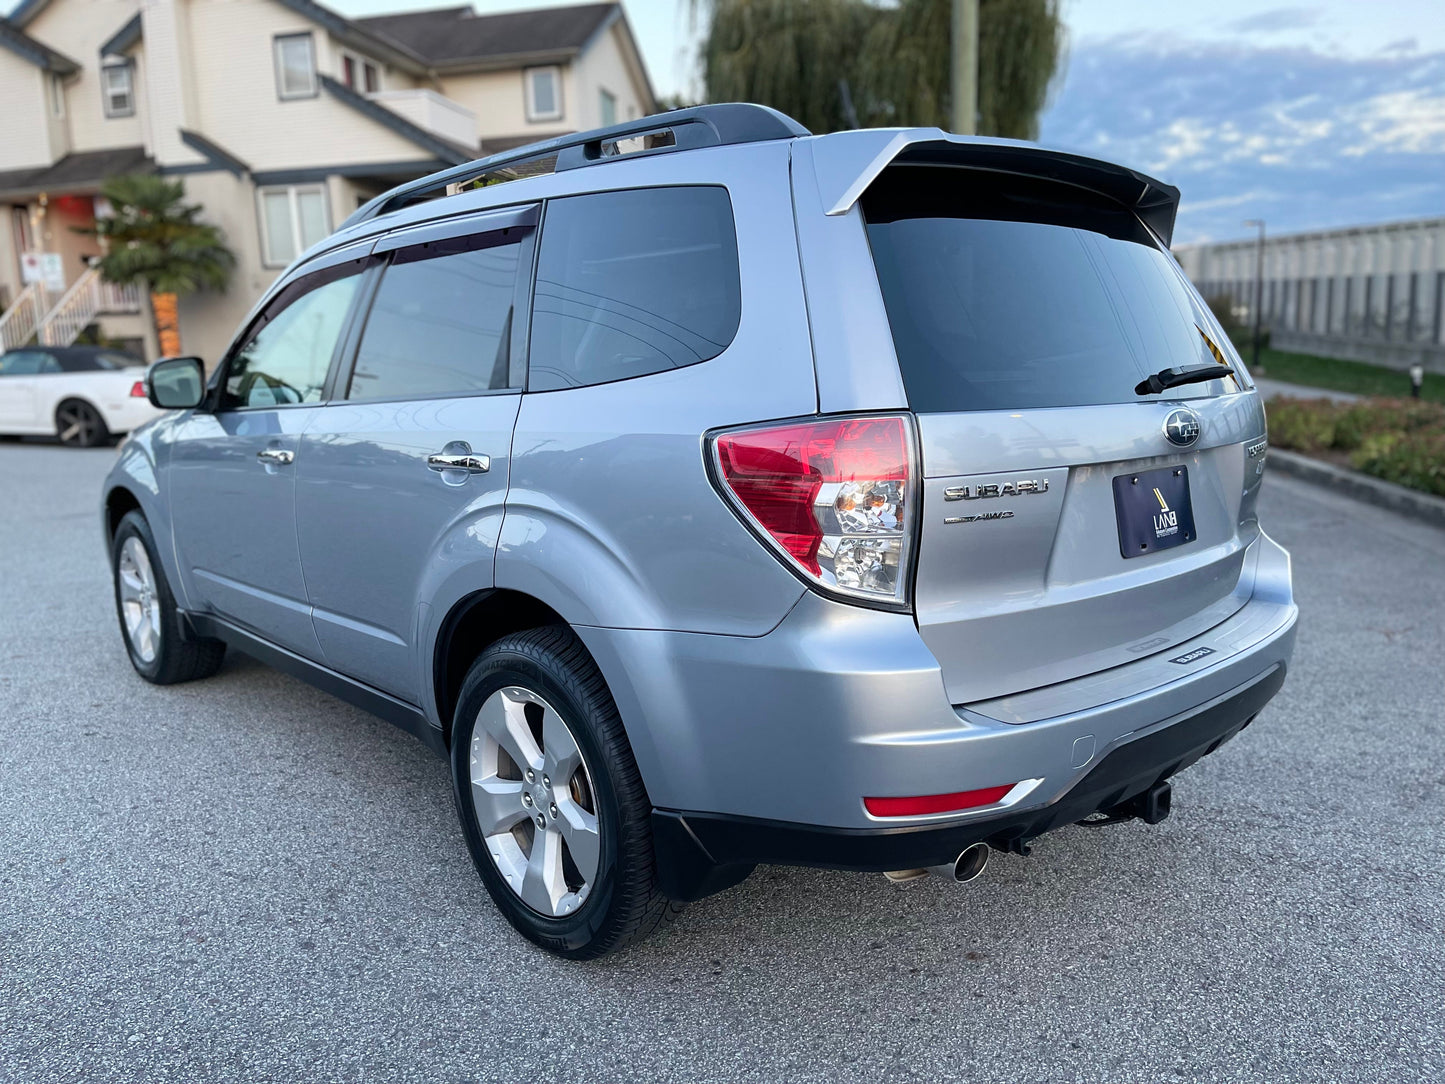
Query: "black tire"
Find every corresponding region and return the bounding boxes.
[111,510,226,684]
[55,398,109,448]
[450,625,682,959]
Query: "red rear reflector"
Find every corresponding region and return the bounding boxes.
[129,381,146,398]
[864,785,1014,818]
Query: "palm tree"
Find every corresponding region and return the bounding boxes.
[81,175,235,357]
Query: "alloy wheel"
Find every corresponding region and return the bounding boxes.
[469,686,601,917]
[57,402,102,447]
[117,536,162,663]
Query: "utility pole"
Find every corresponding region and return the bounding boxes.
[1244,219,1266,374]
[952,0,979,134]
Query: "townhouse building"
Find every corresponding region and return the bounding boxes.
[0,0,654,362]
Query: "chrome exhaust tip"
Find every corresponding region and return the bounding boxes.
[950,842,990,883]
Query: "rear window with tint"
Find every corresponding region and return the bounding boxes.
[528,186,741,392]
[863,168,1237,412]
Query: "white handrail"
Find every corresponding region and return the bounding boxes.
[0,282,45,352]
[38,267,101,347]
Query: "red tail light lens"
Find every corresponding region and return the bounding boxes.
[864,785,1014,818]
[711,415,914,606]
[129,380,146,398]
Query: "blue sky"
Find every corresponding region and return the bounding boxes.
[331,0,1445,244]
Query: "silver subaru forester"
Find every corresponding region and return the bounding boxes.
[104,104,1297,958]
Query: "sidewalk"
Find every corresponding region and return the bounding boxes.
[1253,376,1359,402]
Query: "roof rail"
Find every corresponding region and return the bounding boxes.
[343,103,810,228]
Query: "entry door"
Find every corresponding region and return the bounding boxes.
[168,261,368,658]
[294,209,534,703]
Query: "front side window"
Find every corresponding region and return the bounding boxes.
[347,232,525,401]
[525,66,561,121]
[528,186,742,392]
[274,33,317,99]
[101,62,134,117]
[223,272,360,409]
[258,185,330,267]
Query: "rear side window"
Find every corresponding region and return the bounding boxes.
[528,186,741,392]
[863,168,1236,412]
[347,231,525,401]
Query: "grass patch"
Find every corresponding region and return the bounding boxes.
[1245,346,1445,402]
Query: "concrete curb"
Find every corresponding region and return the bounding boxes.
[1268,448,1445,529]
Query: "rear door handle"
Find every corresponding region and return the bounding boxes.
[427,452,490,474]
[256,448,294,465]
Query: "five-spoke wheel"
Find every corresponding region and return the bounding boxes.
[470,686,601,917]
[116,535,162,664]
[56,399,108,448]
[450,626,682,958]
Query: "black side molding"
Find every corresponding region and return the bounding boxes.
[185,611,446,757]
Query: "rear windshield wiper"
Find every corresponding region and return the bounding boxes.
[1135,363,1235,396]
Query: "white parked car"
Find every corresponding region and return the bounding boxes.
[0,346,160,446]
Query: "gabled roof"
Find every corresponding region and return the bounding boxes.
[357,2,616,70]
[0,146,153,199]
[0,15,77,73]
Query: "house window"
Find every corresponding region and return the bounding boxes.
[273,33,317,99]
[48,73,65,117]
[340,51,380,94]
[524,66,562,122]
[599,88,616,127]
[101,61,135,118]
[258,184,330,267]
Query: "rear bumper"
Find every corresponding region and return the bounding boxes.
[573,529,1296,900]
[652,661,1285,900]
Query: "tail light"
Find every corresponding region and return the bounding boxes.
[709,414,915,607]
[129,380,146,398]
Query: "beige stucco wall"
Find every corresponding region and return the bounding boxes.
[173,170,278,365]
[573,22,651,129]
[0,57,52,171]
[187,0,430,171]
[25,0,146,154]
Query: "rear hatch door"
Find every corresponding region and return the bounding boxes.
[860,161,1266,704]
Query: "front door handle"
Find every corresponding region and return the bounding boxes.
[427,452,490,474]
[256,448,294,466]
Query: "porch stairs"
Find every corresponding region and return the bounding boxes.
[0,269,143,352]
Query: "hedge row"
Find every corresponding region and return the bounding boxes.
[1266,397,1445,497]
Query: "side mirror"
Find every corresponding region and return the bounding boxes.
[146,356,205,410]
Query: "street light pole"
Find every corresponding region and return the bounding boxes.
[952,0,979,134]
[1244,219,1266,374]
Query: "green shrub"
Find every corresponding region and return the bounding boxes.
[1331,399,1445,451]
[1265,398,1338,453]
[1350,431,1445,497]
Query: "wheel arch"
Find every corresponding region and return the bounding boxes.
[432,588,570,747]
[104,485,143,545]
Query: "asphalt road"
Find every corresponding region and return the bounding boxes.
[1,442,1442,1084]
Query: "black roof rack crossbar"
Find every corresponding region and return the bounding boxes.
[343,103,810,228]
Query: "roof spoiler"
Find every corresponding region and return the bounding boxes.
[806,129,1181,246]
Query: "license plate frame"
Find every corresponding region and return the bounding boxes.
[1112,465,1196,559]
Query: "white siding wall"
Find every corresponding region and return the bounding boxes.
[187,0,425,171]
[25,0,145,153]
[0,57,53,171]
[439,67,566,142]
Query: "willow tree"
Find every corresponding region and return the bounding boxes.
[698,0,1065,139]
[81,175,235,357]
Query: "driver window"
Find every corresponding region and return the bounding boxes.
[223,272,361,409]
